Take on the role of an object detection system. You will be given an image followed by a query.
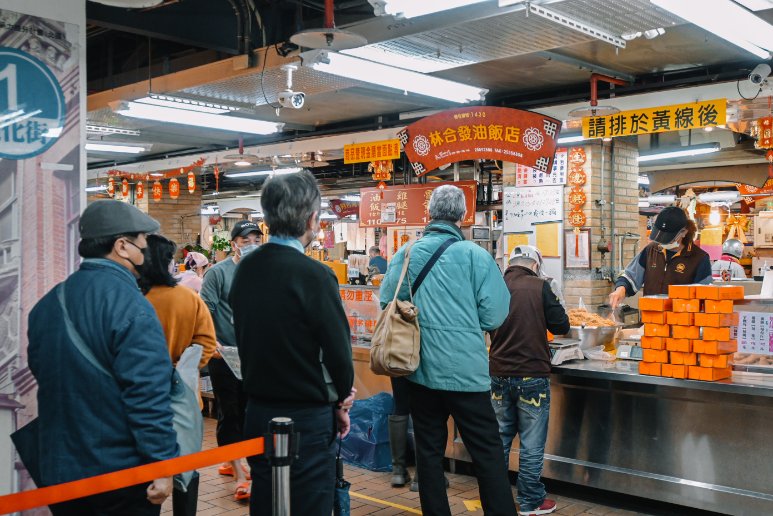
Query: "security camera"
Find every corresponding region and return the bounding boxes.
[277,90,305,109]
[749,63,771,85]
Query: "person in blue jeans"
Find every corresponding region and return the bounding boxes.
[489,246,570,516]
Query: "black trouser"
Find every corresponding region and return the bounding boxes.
[408,381,516,516]
[209,357,248,446]
[391,376,412,416]
[172,472,199,516]
[49,483,159,516]
[244,399,336,516]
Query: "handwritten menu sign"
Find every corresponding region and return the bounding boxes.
[503,185,563,234]
[516,149,567,187]
[737,311,773,355]
[359,181,476,228]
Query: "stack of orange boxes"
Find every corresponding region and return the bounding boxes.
[639,285,744,381]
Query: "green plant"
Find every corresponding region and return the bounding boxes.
[211,235,231,253]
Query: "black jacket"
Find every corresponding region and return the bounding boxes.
[230,243,354,404]
[489,266,570,377]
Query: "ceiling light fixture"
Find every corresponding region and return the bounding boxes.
[498,0,527,6]
[226,167,303,178]
[647,194,677,205]
[638,143,720,162]
[638,175,650,185]
[84,185,108,192]
[369,0,489,19]
[528,3,627,48]
[650,0,773,59]
[557,134,586,144]
[301,50,487,104]
[135,94,238,114]
[113,101,284,135]
[342,46,474,73]
[341,194,361,202]
[320,212,338,220]
[643,28,666,39]
[233,160,253,167]
[85,143,146,154]
[86,124,141,136]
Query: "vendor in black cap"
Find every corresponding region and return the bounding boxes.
[609,206,712,308]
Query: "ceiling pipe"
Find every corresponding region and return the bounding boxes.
[589,73,629,107]
[324,0,335,28]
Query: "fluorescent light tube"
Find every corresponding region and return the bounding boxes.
[226,167,302,178]
[638,176,650,185]
[638,143,720,162]
[85,143,146,154]
[115,101,284,135]
[234,160,252,167]
[651,0,773,59]
[302,50,487,104]
[343,46,473,73]
[499,0,527,6]
[638,200,650,208]
[320,212,338,220]
[85,185,108,192]
[371,0,488,18]
[341,194,361,202]
[698,191,741,203]
[557,134,586,144]
[86,124,141,136]
[647,195,677,205]
[135,95,237,114]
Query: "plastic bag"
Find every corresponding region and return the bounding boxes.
[584,345,616,362]
[340,392,394,472]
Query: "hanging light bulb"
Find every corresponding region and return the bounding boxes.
[709,207,721,226]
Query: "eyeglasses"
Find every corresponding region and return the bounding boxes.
[122,238,147,253]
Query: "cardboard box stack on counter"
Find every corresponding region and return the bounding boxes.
[639,284,744,381]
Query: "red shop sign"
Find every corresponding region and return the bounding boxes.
[398,107,561,177]
[359,181,476,228]
[329,199,360,218]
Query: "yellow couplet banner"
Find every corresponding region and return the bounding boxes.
[582,99,727,139]
[535,223,561,258]
[344,139,401,164]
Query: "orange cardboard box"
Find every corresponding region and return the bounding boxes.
[666,338,692,352]
[639,296,673,312]
[641,336,666,350]
[694,312,739,327]
[698,340,737,354]
[670,364,687,379]
[704,299,734,314]
[699,353,732,369]
[666,312,694,326]
[668,284,697,299]
[694,285,720,300]
[670,351,697,366]
[661,363,673,377]
[703,327,732,341]
[699,366,732,381]
[644,323,671,337]
[672,325,700,339]
[641,311,667,324]
[639,362,662,376]
[643,349,669,363]
[718,285,744,300]
[688,366,702,380]
[672,298,701,313]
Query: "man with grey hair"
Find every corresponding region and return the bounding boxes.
[230,170,355,516]
[380,184,516,516]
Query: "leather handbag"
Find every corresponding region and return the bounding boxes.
[370,238,455,377]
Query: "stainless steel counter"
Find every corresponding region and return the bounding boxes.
[445,360,773,515]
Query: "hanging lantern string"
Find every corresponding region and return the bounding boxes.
[106,157,207,181]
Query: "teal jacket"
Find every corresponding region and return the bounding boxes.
[380,221,510,392]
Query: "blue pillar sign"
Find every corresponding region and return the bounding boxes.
[0,47,66,159]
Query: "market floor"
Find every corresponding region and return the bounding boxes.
[160,417,658,515]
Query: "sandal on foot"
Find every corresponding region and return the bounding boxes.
[234,481,251,501]
[219,464,251,480]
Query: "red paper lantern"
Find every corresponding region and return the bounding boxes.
[169,178,180,200]
[187,170,196,194]
[121,179,129,198]
[136,181,144,200]
[107,177,115,197]
[152,181,162,202]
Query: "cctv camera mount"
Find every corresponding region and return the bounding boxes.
[749,63,772,86]
[278,64,306,109]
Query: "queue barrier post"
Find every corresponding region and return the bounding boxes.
[267,417,296,516]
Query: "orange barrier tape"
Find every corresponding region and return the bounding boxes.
[0,437,264,515]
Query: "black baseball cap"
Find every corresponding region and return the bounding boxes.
[231,220,262,240]
[650,207,688,244]
[79,200,160,239]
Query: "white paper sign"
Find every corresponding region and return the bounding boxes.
[503,185,563,233]
[515,149,568,187]
[736,311,773,355]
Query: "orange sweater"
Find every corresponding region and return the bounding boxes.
[145,285,217,369]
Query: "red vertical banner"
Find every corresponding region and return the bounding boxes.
[169,178,180,200]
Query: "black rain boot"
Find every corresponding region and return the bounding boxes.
[388,415,412,487]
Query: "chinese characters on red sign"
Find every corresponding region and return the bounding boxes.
[399,107,561,177]
[358,181,476,228]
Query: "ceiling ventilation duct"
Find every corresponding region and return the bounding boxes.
[88,0,165,7]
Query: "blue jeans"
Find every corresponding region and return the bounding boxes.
[490,376,550,512]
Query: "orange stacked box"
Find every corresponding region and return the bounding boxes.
[639,285,743,381]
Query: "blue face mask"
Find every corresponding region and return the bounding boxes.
[238,243,259,257]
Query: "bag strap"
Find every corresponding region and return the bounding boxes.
[411,238,456,296]
[56,283,113,379]
[391,242,416,304]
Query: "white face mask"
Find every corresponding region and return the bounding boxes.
[238,243,259,257]
[660,240,680,251]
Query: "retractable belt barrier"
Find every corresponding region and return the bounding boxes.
[0,436,265,515]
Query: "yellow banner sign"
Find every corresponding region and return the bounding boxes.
[344,139,401,164]
[582,99,726,139]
